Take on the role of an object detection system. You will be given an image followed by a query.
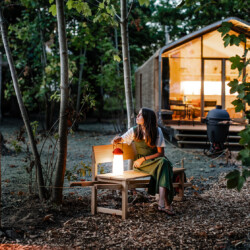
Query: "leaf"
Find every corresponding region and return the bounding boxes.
[230,35,241,46]
[67,0,74,9]
[113,55,121,62]
[242,157,250,167]
[99,2,105,9]
[43,214,54,222]
[231,99,241,106]
[229,55,242,69]
[225,170,240,180]
[227,177,238,189]
[242,169,250,179]
[223,34,231,47]
[138,0,150,7]
[192,185,199,191]
[209,164,216,168]
[18,191,24,196]
[218,22,233,37]
[239,34,246,43]
[80,169,86,177]
[49,4,57,16]
[237,91,245,99]
[237,176,245,191]
[228,79,238,94]
[238,148,250,158]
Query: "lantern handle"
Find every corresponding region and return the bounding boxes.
[113,142,123,151]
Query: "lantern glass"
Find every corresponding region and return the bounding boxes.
[113,154,124,175]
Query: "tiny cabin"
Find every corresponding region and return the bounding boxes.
[135,17,250,125]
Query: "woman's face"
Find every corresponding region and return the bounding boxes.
[136,110,144,125]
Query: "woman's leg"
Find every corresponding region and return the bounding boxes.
[158,186,165,207]
[159,186,171,207]
[158,186,175,215]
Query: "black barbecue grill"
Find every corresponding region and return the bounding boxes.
[202,105,231,153]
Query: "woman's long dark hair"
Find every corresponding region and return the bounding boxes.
[135,107,158,147]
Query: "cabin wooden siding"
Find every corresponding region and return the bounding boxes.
[135,54,159,113]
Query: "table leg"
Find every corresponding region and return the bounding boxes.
[122,180,128,219]
[91,186,97,215]
[178,172,184,200]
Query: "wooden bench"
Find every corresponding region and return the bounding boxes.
[70,144,190,219]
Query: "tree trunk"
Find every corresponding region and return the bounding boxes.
[0,52,2,121]
[38,8,51,131]
[120,0,134,129]
[76,46,87,113]
[0,132,1,227]
[0,7,46,200]
[52,0,69,203]
[0,132,9,155]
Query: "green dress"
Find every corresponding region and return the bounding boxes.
[134,138,174,204]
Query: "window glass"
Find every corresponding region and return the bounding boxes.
[203,30,245,58]
[163,37,201,120]
[204,60,221,116]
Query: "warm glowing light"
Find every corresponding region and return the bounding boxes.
[112,148,124,175]
[180,81,237,95]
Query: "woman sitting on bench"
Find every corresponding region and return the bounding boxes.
[113,107,175,216]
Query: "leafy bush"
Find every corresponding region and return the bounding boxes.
[218,22,250,191]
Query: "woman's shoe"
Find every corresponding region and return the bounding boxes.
[158,206,175,216]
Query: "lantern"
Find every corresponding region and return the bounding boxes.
[112,147,124,175]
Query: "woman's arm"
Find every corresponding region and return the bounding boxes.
[112,127,134,145]
[112,136,124,144]
[133,147,164,168]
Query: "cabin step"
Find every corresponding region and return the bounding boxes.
[175,134,241,140]
[177,140,241,147]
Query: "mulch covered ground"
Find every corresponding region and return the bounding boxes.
[0,174,249,249]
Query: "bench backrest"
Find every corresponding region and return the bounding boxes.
[92,143,136,180]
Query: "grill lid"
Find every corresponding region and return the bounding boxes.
[206,105,230,120]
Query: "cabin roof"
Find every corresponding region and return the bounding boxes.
[135,17,250,72]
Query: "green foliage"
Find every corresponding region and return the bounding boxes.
[113,54,121,62]
[65,161,92,181]
[10,140,22,153]
[31,121,39,137]
[138,0,150,7]
[218,22,250,191]
[49,4,57,16]
[67,0,117,27]
[225,169,249,192]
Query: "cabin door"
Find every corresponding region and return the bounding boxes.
[201,59,224,117]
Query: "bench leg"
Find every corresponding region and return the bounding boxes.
[91,186,97,215]
[122,180,128,220]
[178,172,184,200]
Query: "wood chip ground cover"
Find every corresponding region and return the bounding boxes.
[0,118,249,248]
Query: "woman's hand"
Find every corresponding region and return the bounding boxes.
[112,136,123,145]
[133,157,145,168]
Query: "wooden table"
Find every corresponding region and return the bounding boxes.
[92,170,150,219]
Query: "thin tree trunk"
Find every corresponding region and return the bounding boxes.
[38,8,51,130]
[0,52,2,121]
[114,28,120,78]
[76,46,87,112]
[0,132,2,227]
[115,28,125,120]
[120,0,134,129]
[52,0,69,203]
[0,7,46,200]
